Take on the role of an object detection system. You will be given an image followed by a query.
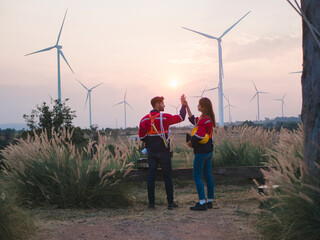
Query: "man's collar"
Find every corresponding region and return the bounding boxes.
[150,109,160,113]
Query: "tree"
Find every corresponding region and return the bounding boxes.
[299,1,320,174]
[23,99,76,138]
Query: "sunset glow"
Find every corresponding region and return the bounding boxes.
[170,79,179,88]
[0,0,303,129]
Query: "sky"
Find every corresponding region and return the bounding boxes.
[0,0,303,129]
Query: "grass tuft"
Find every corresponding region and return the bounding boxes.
[1,128,135,208]
[254,125,320,240]
[0,178,34,240]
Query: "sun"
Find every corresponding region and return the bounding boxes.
[170,78,179,88]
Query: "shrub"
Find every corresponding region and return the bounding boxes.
[0,178,34,240]
[1,128,134,208]
[213,125,277,167]
[253,125,320,240]
[213,140,267,167]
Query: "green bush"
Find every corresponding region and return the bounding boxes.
[213,140,267,167]
[1,128,134,208]
[254,126,320,240]
[213,125,277,167]
[0,179,34,240]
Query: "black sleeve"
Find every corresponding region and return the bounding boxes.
[188,115,196,125]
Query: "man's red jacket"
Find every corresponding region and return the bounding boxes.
[139,106,186,152]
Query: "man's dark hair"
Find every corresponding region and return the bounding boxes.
[151,96,164,108]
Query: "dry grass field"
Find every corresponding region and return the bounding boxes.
[28,179,262,240]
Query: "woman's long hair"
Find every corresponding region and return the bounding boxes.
[199,97,216,128]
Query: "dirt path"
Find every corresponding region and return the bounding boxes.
[28,182,262,240]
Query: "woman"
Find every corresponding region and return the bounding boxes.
[183,97,216,211]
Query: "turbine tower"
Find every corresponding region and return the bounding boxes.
[76,79,103,129]
[25,9,74,104]
[113,89,133,129]
[275,93,287,118]
[250,81,269,124]
[182,11,251,127]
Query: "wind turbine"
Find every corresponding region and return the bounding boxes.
[224,94,235,124]
[76,79,103,130]
[182,11,251,127]
[275,93,287,118]
[25,9,74,104]
[169,104,181,115]
[169,104,181,127]
[250,81,269,124]
[113,89,133,129]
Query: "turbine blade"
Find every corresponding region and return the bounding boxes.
[206,87,218,91]
[252,81,258,92]
[220,58,224,78]
[85,92,89,109]
[113,101,124,107]
[289,71,302,74]
[260,91,270,94]
[90,82,103,90]
[182,27,218,39]
[219,11,251,39]
[56,9,68,45]
[201,84,208,97]
[76,79,89,91]
[25,46,56,56]
[283,92,287,99]
[190,95,201,98]
[125,101,134,110]
[249,93,257,103]
[59,49,74,73]
[124,88,127,100]
[48,94,54,102]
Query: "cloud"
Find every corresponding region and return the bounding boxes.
[168,34,301,67]
[224,34,301,62]
[168,40,216,65]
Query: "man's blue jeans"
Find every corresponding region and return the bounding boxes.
[147,151,174,205]
[193,152,214,200]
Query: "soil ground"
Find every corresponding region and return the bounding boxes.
[28,180,263,240]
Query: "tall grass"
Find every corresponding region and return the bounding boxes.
[213,125,277,167]
[1,128,134,208]
[169,125,278,167]
[0,178,34,240]
[253,125,320,240]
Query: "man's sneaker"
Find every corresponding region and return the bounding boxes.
[168,202,178,210]
[206,201,213,209]
[149,204,155,210]
[190,202,207,211]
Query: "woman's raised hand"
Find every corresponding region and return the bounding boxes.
[180,94,188,106]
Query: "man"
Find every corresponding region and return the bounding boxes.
[139,95,186,210]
